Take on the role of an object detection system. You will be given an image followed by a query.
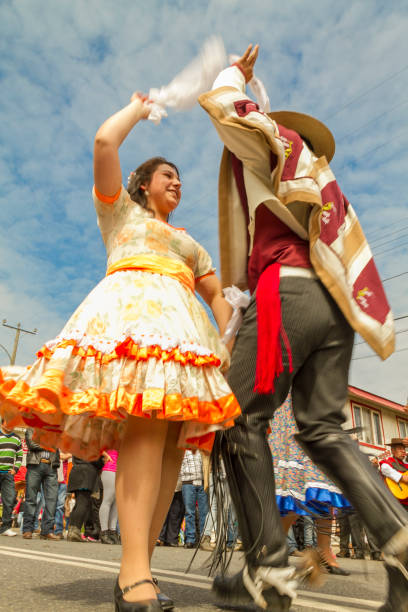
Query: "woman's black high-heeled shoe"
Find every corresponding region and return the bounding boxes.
[114,578,162,611]
[152,577,174,610]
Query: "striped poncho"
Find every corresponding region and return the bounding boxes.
[198,66,394,360]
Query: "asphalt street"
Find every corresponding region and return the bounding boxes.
[0,536,388,612]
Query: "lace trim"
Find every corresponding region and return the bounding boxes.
[39,335,220,367]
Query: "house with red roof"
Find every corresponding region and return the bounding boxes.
[344,386,408,459]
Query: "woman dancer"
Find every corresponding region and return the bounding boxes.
[0,91,240,611]
[268,394,350,576]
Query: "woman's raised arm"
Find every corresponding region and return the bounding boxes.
[93,93,151,197]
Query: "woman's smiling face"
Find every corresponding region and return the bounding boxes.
[145,163,181,221]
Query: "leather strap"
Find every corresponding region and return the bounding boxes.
[121,579,155,596]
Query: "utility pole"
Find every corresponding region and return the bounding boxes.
[2,320,38,365]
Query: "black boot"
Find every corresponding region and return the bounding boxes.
[212,563,294,611]
[217,425,289,567]
[211,429,296,610]
[109,529,121,544]
[379,535,408,612]
[100,530,115,544]
[378,564,408,612]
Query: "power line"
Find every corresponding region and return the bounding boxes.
[325,63,408,121]
[354,315,408,347]
[336,99,408,144]
[382,271,408,283]
[352,347,408,360]
[373,241,408,258]
[370,225,408,247]
[355,127,408,161]
[0,344,12,362]
[372,234,408,255]
[373,239,408,258]
[354,329,408,346]
[366,216,408,242]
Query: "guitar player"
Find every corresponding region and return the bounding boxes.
[380,438,408,510]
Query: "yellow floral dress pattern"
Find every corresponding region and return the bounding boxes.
[0,187,240,459]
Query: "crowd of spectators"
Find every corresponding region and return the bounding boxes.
[1,422,392,559]
[0,424,242,550]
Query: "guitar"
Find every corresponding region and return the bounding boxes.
[385,473,408,500]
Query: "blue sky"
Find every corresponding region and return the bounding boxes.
[0,0,407,404]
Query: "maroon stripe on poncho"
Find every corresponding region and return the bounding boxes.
[353,259,390,325]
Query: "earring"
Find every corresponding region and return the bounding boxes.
[145,190,150,196]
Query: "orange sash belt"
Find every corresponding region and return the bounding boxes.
[106,255,195,292]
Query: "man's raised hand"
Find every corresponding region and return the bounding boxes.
[235,44,259,83]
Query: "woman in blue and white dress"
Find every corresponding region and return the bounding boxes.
[268,393,351,575]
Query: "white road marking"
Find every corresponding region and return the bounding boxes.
[293,599,370,612]
[0,545,382,610]
[296,588,379,608]
[0,545,122,566]
[0,547,211,589]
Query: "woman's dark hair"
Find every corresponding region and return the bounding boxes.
[127,156,180,216]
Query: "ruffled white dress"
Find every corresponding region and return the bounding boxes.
[0,187,240,459]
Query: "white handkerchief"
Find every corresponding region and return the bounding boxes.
[148,36,227,125]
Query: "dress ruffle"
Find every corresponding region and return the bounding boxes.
[276,480,350,516]
[38,335,221,367]
[0,335,240,460]
[269,396,350,516]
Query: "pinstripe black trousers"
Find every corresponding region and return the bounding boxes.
[222,276,407,567]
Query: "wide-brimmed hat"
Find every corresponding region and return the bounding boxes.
[267,111,336,162]
[385,438,407,447]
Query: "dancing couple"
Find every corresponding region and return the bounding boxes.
[1,43,407,612]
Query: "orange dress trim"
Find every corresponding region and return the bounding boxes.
[36,338,221,368]
[94,185,122,204]
[195,270,216,282]
[156,218,186,231]
[106,254,196,292]
[0,374,240,455]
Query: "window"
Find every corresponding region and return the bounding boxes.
[398,419,408,438]
[352,404,383,446]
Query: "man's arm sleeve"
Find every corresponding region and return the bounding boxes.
[198,66,283,178]
[25,428,43,452]
[380,462,402,483]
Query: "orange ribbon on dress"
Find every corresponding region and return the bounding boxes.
[106,254,195,292]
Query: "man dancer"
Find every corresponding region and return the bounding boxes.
[199,45,408,611]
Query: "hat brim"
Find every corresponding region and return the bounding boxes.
[267,111,335,163]
[385,438,407,446]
